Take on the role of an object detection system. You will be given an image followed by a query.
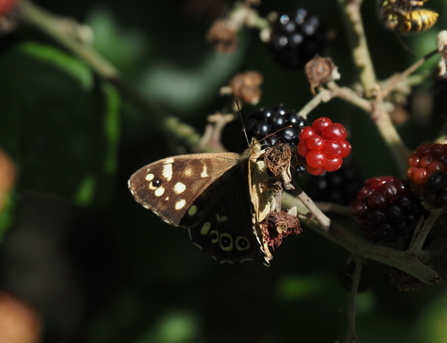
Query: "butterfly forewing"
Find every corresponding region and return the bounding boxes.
[128,152,241,226]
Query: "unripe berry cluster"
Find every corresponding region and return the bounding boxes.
[297,117,351,175]
[350,176,426,243]
[407,143,447,208]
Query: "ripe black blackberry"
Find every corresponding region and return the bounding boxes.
[269,8,327,69]
[305,162,363,206]
[350,176,427,244]
[243,104,309,150]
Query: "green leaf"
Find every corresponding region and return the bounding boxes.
[0,42,121,207]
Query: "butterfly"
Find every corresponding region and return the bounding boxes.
[128,139,281,264]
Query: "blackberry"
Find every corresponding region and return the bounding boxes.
[243,104,309,150]
[407,143,447,208]
[350,176,427,243]
[269,8,327,69]
[305,162,363,206]
[297,117,351,175]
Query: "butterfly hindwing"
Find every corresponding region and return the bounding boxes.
[182,159,261,262]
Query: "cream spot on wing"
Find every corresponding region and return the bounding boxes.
[145,173,154,181]
[184,167,193,177]
[175,199,186,210]
[165,196,169,201]
[216,214,227,223]
[162,163,173,181]
[201,222,211,235]
[174,182,186,194]
[188,205,198,216]
[201,164,208,177]
[154,187,165,197]
[210,230,219,243]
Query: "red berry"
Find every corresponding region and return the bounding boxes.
[297,140,309,157]
[306,135,325,150]
[312,117,332,134]
[340,140,352,158]
[306,164,325,175]
[321,123,347,141]
[323,140,342,159]
[306,150,327,169]
[299,126,315,141]
[324,157,343,172]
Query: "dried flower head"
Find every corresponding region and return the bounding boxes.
[305,55,339,95]
[261,207,301,249]
[228,71,263,105]
[206,20,238,53]
[264,142,293,189]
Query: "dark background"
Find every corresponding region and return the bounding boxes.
[1,0,447,342]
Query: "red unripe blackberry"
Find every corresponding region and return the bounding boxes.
[407,143,447,208]
[297,117,351,175]
[269,8,327,70]
[350,176,427,243]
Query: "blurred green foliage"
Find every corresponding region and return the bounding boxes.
[0,0,447,342]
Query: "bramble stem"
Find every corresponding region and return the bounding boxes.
[337,0,376,98]
[283,192,441,285]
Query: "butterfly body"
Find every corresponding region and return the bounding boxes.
[128,140,277,263]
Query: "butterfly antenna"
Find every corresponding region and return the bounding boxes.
[236,99,250,146]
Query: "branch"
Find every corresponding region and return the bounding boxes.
[336,0,376,98]
[283,192,441,285]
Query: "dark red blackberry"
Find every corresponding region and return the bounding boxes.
[269,8,327,69]
[243,104,309,150]
[350,176,427,243]
[305,162,363,206]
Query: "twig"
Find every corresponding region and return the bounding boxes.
[407,209,445,259]
[381,48,439,98]
[345,255,363,343]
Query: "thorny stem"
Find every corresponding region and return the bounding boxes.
[282,192,441,285]
[345,255,363,343]
[337,0,376,98]
[17,0,204,150]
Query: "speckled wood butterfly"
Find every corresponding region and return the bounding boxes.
[128,139,279,263]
